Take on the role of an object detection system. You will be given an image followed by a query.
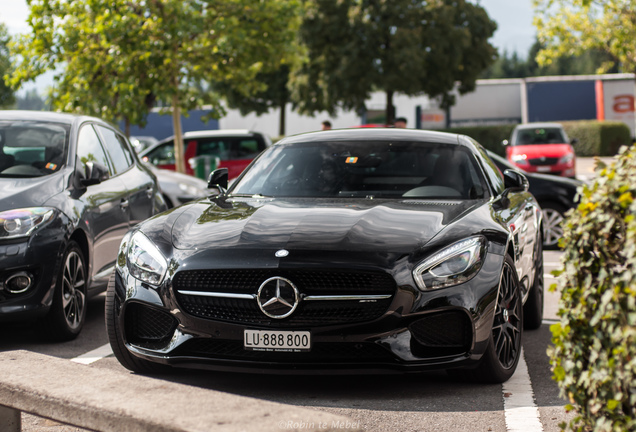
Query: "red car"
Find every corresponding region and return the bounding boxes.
[503,123,577,178]
[140,130,272,180]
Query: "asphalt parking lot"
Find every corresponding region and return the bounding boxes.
[4,157,610,432]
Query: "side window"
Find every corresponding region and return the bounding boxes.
[144,142,175,165]
[198,139,229,159]
[77,125,112,175]
[471,139,505,194]
[96,125,132,174]
[232,139,260,159]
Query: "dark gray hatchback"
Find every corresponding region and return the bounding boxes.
[0,110,166,340]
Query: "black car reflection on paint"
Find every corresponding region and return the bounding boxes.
[0,111,166,340]
[107,128,543,383]
[487,150,582,249]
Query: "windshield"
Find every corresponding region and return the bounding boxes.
[0,120,70,178]
[513,127,566,145]
[231,140,487,200]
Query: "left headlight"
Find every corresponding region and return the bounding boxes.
[0,207,56,239]
[413,236,486,291]
[120,231,168,286]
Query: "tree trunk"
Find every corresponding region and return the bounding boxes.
[279,101,286,137]
[385,90,394,126]
[171,93,186,174]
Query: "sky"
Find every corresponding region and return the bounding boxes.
[0,0,536,94]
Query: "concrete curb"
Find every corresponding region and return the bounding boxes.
[0,350,362,432]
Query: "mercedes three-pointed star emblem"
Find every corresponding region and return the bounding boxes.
[256,277,299,319]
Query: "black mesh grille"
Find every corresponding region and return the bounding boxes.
[173,269,395,295]
[171,339,395,362]
[173,269,396,327]
[125,303,177,348]
[408,311,472,358]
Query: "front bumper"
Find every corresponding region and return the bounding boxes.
[0,223,67,322]
[113,251,505,374]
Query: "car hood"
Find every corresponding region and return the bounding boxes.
[0,175,65,211]
[170,197,481,255]
[510,143,573,158]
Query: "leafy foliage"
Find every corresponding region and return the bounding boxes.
[481,40,620,79]
[0,23,14,108]
[7,0,300,172]
[533,0,636,74]
[290,0,497,124]
[549,145,636,432]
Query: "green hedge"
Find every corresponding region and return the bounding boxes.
[440,121,631,157]
[549,145,636,431]
[561,120,632,157]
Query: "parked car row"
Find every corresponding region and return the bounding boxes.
[2,113,581,384]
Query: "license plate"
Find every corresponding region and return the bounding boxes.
[244,329,311,352]
[536,166,551,172]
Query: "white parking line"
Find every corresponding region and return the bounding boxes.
[71,344,113,365]
[503,349,544,431]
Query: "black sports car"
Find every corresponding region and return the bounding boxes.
[107,129,543,383]
[0,111,165,340]
[487,151,583,249]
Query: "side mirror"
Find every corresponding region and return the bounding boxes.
[207,167,228,194]
[81,161,109,186]
[502,139,510,146]
[503,169,529,192]
[570,138,578,145]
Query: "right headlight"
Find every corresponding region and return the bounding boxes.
[119,231,168,286]
[413,236,486,291]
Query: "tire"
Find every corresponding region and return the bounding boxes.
[455,255,523,383]
[523,235,544,330]
[540,202,566,250]
[105,271,169,374]
[41,241,87,341]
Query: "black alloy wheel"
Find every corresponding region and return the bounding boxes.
[491,257,523,370]
[451,254,523,383]
[42,241,87,341]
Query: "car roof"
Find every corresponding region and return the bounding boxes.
[513,122,564,130]
[0,110,108,126]
[277,128,463,146]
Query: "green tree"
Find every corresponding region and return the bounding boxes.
[481,40,620,79]
[533,0,636,74]
[7,0,300,173]
[0,22,15,108]
[213,66,292,136]
[290,0,497,125]
[16,89,48,110]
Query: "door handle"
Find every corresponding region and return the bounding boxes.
[146,186,154,199]
[120,199,129,210]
